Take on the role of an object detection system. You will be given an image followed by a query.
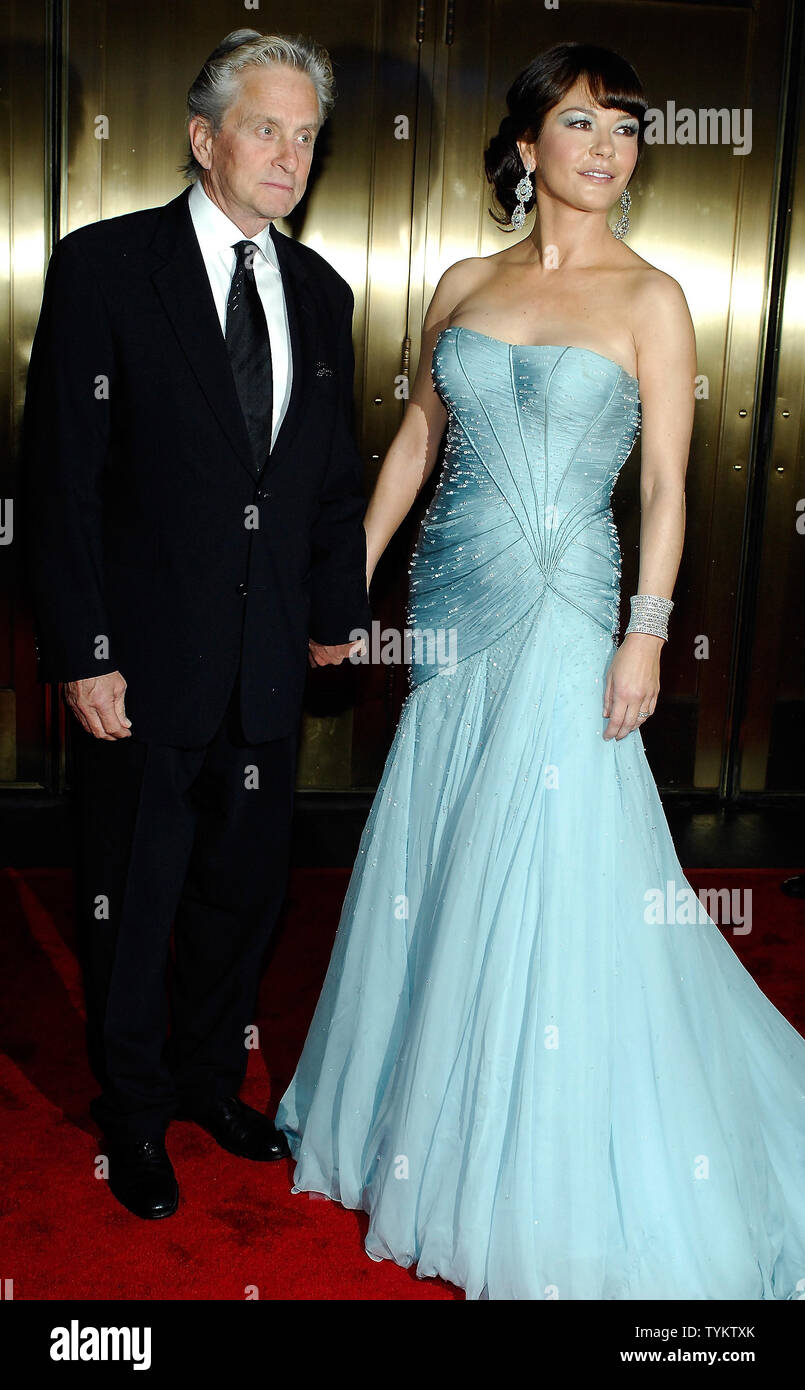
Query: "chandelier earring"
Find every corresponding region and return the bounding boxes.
[612,187,631,239]
[511,165,534,230]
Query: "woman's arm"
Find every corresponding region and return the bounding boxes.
[308,262,472,666]
[603,272,697,741]
[362,262,479,585]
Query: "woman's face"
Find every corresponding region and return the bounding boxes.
[520,77,640,217]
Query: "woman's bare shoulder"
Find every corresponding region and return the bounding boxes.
[425,252,503,327]
[610,247,694,357]
[618,253,696,382]
[618,244,689,308]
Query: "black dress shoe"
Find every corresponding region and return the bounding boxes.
[106,1137,179,1219]
[176,1096,291,1161]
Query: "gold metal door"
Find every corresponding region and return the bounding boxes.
[735,16,805,796]
[2,0,801,802]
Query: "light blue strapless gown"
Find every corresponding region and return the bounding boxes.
[275,326,805,1300]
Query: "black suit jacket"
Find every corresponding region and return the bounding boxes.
[21,184,373,746]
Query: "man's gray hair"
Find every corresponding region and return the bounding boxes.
[181,29,335,181]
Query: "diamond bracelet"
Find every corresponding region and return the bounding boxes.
[624,593,674,642]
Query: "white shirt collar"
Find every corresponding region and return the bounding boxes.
[187,177,280,272]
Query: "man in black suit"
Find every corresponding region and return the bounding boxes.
[22,30,372,1219]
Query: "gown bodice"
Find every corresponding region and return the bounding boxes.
[407,326,642,685]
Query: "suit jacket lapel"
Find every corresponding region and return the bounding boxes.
[148,187,254,478]
[265,220,318,470]
[147,187,317,483]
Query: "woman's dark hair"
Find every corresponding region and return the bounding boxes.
[484,42,647,228]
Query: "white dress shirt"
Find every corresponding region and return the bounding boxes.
[187,177,292,449]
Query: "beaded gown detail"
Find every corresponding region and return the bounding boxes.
[275,326,805,1300]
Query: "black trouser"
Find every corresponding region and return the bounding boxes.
[70,667,298,1143]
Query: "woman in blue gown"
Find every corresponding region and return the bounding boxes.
[275,42,805,1299]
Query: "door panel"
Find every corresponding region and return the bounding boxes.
[737,28,805,794]
[2,1,54,790]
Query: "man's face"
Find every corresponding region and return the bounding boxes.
[190,63,320,232]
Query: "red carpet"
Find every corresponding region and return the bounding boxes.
[1,864,804,1301]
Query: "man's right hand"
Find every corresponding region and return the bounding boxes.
[64,671,132,740]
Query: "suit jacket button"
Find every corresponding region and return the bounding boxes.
[237,582,248,595]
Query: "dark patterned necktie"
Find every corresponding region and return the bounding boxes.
[225,239,273,472]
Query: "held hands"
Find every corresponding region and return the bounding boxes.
[602,633,663,741]
[64,671,132,740]
[308,637,366,668]
[308,575,372,667]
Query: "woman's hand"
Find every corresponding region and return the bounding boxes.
[602,633,663,740]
